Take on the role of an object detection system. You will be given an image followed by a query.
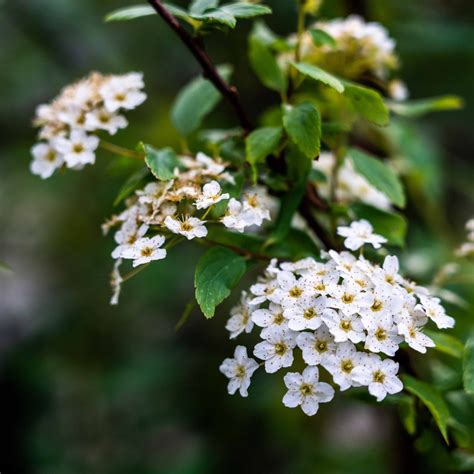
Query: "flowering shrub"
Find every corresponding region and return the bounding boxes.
[29,0,473,455]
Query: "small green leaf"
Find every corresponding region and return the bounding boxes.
[220,3,271,18]
[192,9,236,28]
[114,167,149,206]
[309,28,337,47]
[424,330,464,359]
[245,126,282,167]
[194,247,247,318]
[463,336,474,394]
[292,62,344,93]
[283,102,321,159]
[343,81,389,126]
[105,4,155,22]
[402,374,450,444]
[171,65,232,136]
[389,95,463,118]
[249,35,287,93]
[140,144,180,181]
[189,0,219,15]
[350,203,407,246]
[350,148,405,208]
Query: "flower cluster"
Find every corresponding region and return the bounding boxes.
[313,152,392,210]
[104,152,272,303]
[456,218,474,258]
[291,15,407,99]
[220,220,454,415]
[30,72,147,179]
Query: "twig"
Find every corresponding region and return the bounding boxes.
[298,200,336,250]
[147,0,253,132]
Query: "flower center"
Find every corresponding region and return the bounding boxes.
[73,143,85,153]
[375,328,387,341]
[373,370,385,383]
[342,293,354,304]
[181,221,193,232]
[314,283,326,292]
[304,308,316,319]
[46,150,57,162]
[274,342,287,356]
[340,320,352,331]
[115,92,126,102]
[141,247,153,257]
[341,359,354,373]
[274,312,284,325]
[315,340,327,353]
[289,287,302,298]
[246,194,258,207]
[236,365,246,378]
[300,383,313,396]
[371,300,383,312]
[99,113,111,123]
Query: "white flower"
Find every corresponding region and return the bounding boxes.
[112,220,149,259]
[362,313,402,356]
[251,303,287,338]
[219,346,259,397]
[241,186,272,227]
[196,152,226,176]
[194,180,229,210]
[371,255,402,286]
[57,106,89,130]
[100,75,147,112]
[269,271,308,306]
[85,107,128,135]
[110,258,123,305]
[120,234,167,267]
[297,325,337,365]
[221,198,254,232]
[284,295,327,331]
[361,283,404,320]
[282,366,335,416]
[398,313,435,353]
[249,275,278,305]
[164,215,207,240]
[322,310,366,343]
[253,326,297,373]
[337,219,387,251]
[30,142,64,179]
[226,292,255,339]
[52,130,99,168]
[327,279,373,315]
[351,354,403,401]
[418,295,455,329]
[388,79,408,101]
[322,341,365,390]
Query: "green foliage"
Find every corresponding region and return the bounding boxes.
[350,148,406,208]
[194,246,247,318]
[342,81,390,126]
[402,374,450,443]
[463,336,474,394]
[113,166,149,206]
[140,144,180,181]
[189,0,219,15]
[171,65,232,136]
[309,28,337,47]
[389,95,463,118]
[283,102,321,159]
[0,259,12,274]
[105,5,157,22]
[245,126,283,167]
[249,34,287,93]
[399,395,417,435]
[292,62,344,93]
[424,330,464,359]
[350,203,407,246]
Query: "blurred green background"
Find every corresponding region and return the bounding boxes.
[1,0,474,472]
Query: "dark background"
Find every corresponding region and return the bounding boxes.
[1,0,474,472]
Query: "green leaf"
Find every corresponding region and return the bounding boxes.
[309,28,337,47]
[402,374,450,444]
[283,102,321,159]
[105,4,155,22]
[220,3,271,18]
[269,229,320,260]
[189,0,219,15]
[343,81,389,126]
[0,259,12,274]
[171,65,232,136]
[192,9,236,28]
[269,181,307,243]
[292,62,344,93]
[350,203,407,247]
[194,247,247,318]
[463,336,474,394]
[114,167,149,206]
[140,144,180,181]
[350,148,405,208]
[249,35,287,93]
[389,95,463,118]
[399,395,417,435]
[424,330,464,359]
[245,126,282,167]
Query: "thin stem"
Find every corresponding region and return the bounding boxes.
[122,263,150,282]
[100,139,143,160]
[147,0,252,132]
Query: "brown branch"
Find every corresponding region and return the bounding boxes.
[299,200,337,251]
[147,0,253,132]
